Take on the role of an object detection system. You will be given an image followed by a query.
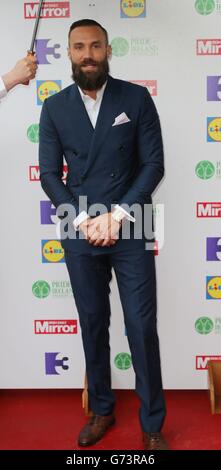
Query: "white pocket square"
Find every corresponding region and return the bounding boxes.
[112,112,131,126]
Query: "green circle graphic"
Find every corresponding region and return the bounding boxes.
[195,0,215,15]
[111,38,130,57]
[32,280,51,299]
[27,124,39,143]
[195,161,215,180]
[114,352,132,370]
[195,317,214,334]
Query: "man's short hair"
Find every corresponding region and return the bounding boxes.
[68,19,109,45]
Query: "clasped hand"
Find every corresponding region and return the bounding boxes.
[79,212,121,247]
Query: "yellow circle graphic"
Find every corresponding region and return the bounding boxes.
[207,277,221,299]
[42,240,64,263]
[208,118,221,142]
[121,0,145,17]
[38,81,61,103]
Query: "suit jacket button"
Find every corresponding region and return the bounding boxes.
[110,173,115,178]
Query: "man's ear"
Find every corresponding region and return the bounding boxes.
[107,45,112,60]
[67,47,71,60]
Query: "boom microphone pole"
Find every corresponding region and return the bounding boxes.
[24,0,44,84]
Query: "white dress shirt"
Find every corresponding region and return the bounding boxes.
[73,83,135,229]
[0,76,7,100]
[78,82,107,129]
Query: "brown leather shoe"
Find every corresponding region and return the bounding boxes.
[143,432,169,450]
[78,414,116,447]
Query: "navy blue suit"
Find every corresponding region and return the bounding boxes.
[39,76,166,432]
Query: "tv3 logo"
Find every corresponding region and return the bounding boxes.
[45,352,69,375]
[35,39,61,64]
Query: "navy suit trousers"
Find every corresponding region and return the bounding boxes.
[65,247,166,433]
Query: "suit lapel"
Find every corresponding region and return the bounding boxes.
[67,84,94,149]
[82,76,123,176]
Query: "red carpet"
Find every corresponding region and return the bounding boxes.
[0,390,220,450]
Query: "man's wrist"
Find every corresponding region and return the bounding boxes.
[2,71,18,92]
[113,204,136,223]
[79,217,91,230]
[73,211,89,231]
[111,209,124,225]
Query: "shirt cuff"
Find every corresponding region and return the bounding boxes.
[73,211,89,231]
[0,76,7,100]
[113,205,136,223]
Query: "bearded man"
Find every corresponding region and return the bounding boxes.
[39,19,168,450]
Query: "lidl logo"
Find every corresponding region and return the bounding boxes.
[206,276,221,299]
[195,317,214,334]
[32,280,51,298]
[121,0,146,18]
[207,117,221,142]
[207,76,221,101]
[207,238,221,261]
[27,124,39,143]
[195,0,215,15]
[37,80,62,105]
[41,240,65,263]
[114,352,132,370]
[195,160,215,179]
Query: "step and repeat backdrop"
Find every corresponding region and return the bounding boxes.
[0,0,221,389]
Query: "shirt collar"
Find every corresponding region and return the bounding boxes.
[78,81,107,103]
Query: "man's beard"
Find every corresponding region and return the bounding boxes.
[71,57,109,91]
